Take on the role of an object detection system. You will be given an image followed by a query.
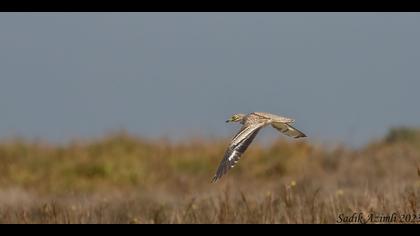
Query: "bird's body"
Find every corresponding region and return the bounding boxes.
[212,112,306,183]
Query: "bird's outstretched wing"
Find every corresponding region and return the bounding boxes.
[271,122,306,138]
[211,123,265,183]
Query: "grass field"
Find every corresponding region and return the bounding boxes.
[0,127,419,224]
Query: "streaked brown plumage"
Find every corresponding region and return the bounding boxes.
[212,112,306,183]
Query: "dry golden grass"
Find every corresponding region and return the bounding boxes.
[0,127,420,224]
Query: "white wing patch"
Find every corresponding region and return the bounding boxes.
[211,123,264,182]
[228,150,238,162]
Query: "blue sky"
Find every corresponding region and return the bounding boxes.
[1,13,419,146]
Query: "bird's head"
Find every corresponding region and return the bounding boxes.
[226,113,246,123]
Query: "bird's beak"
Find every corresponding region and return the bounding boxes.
[225,120,231,123]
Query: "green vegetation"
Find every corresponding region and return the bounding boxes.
[0,128,419,223]
[385,127,420,144]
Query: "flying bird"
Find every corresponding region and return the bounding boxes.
[212,112,306,183]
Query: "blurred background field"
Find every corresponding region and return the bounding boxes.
[0,127,419,223]
[1,13,420,223]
